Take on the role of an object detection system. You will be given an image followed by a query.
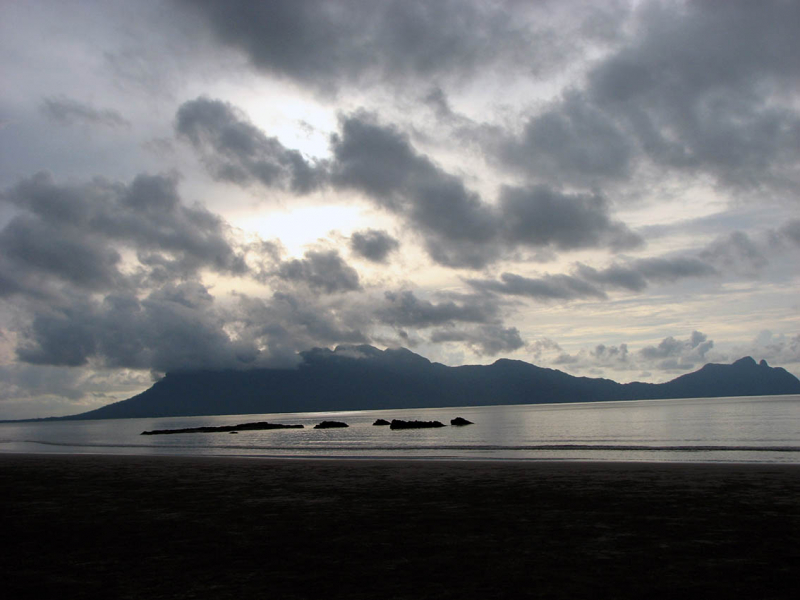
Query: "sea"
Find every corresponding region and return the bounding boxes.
[1,395,799,463]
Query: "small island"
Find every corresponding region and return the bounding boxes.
[141,421,304,435]
[373,419,391,426]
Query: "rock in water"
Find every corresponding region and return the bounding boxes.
[141,421,304,435]
[389,419,445,430]
[313,421,349,429]
[450,417,473,426]
[373,419,391,426]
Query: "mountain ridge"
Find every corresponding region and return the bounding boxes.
[25,346,800,421]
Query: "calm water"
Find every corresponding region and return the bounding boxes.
[2,395,799,463]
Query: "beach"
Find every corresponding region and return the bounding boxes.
[2,454,799,599]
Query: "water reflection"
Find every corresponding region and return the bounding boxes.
[1,395,799,463]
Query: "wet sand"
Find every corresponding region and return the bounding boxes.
[2,454,799,599]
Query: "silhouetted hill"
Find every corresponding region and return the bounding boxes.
[57,346,800,420]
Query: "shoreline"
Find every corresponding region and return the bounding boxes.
[4,453,800,599]
[4,444,800,465]
[6,449,800,469]
[5,447,800,466]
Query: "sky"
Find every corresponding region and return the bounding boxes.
[1,0,799,419]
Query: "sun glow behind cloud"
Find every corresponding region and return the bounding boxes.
[235,205,370,257]
[225,83,337,161]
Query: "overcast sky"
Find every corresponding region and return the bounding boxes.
[2,0,799,418]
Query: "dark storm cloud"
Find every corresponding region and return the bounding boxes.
[41,96,130,128]
[501,92,634,186]
[376,290,497,328]
[587,0,800,192]
[498,185,642,252]
[331,112,501,268]
[471,253,720,302]
[177,0,557,93]
[276,250,361,294]
[15,283,257,372]
[175,97,325,193]
[577,257,718,292]
[574,262,647,293]
[176,100,642,269]
[0,214,123,294]
[14,273,379,373]
[635,256,721,283]
[495,1,800,196]
[16,302,99,367]
[235,291,369,366]
[0,171,248,299]
[430,324,524,356]
[331,113,640,268]
[349,229,399,263]
[468,272,607,302]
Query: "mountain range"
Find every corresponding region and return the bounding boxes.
[51,345,800,421]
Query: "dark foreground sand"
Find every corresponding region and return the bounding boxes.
[2,454,799,599]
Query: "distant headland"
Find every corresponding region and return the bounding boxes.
[19,346,800,421]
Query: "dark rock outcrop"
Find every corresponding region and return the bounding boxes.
[450,417,473,426]
[313,421,349,429]
[141,421,304,435]
[389,419,445,430]
[373,419,391,426]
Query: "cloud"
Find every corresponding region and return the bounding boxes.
[430,324,524,356]
[480,0,800,201]
[330,112,640,268]
[0,363,147,404]
[699,231,769,276]
[471,253,720,303]
[330,113,498,269]
[233,291,370,367]
[548,331,719,379]
[176,100,643,270]
[0,213,124,294]
[41,96,129,128]
[0,171,248,299]
[349,229,399,262]
[276,249,361,294]
[747,330,800,366]
[468,272,607,302]
[586,0,800,194]
[501,92,633,186]
[13,279,363,374]
[638,330,714,371]
[177,0,564,94]
[376,290,498,328]
[498,185,643,252]
[175,97,325,193]
[14,282,250,372]
[590,343,630,367]
[577,256,718,292]
[780,220,800,247]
